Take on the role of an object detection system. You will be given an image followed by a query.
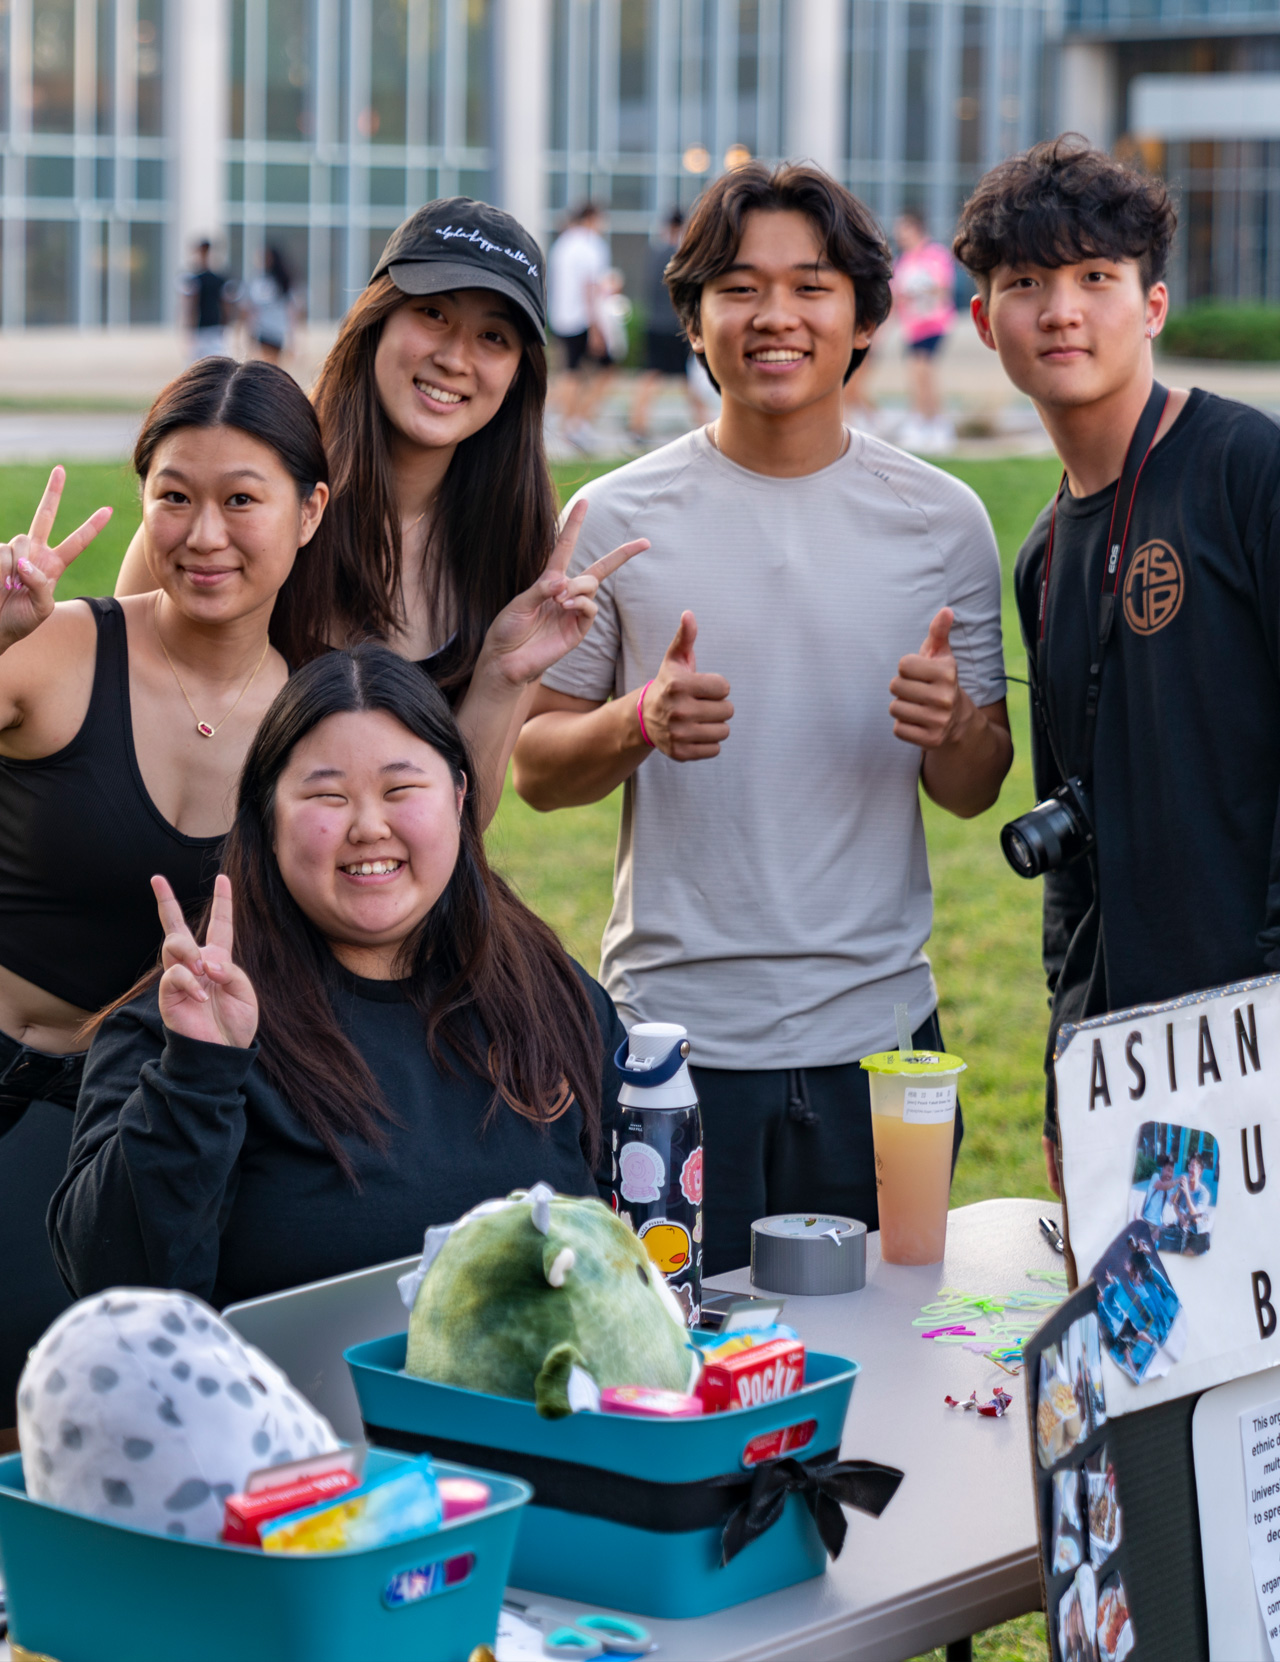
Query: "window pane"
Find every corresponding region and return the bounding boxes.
[129,221,164,321]
[27,155,74,198]
[265,162,310,202]
[135,0,164,137]
[618,0,651,154]
[230,0,247,141]
[266,0,311,140]
[96,0,113,134]
[136,157,164,199]
[464,0,490,149]
[32,0,75,134]
[26,219,76,323]
[369,165,405,206]
[369,0,408,144]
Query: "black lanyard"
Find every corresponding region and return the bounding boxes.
[1035,380,1170,785]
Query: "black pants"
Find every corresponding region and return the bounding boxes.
[691,1012,963,1277]
[0,1034,84,1424]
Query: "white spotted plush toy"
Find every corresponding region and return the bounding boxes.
[17,1289,340,1542]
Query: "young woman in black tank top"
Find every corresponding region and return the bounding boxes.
[116,198,647,826]
[0,357,332,1425]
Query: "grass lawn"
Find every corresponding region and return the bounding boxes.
[12,446,1060,1660]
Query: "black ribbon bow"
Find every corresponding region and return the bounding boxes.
[720,1455,904,1566]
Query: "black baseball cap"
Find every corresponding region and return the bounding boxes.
[369,198,547,342]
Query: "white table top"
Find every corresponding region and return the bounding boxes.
[0,1197,1061,1662]
[507,1196,1063,1662]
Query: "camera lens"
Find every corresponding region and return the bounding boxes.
[1000,786,1092,879]
[1003,826,1038,874]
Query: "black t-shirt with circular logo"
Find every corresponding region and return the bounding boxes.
[1013,389,1280,1134]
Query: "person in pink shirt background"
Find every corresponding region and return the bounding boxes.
[892,210,957,452]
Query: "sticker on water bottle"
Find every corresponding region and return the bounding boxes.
[903,1084,956,1123]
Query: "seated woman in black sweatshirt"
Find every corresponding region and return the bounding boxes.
[52,644,624,1307]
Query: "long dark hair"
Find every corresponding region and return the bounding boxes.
[310,275,556,697]
[220,645,601,1176]
[134,357,335,667]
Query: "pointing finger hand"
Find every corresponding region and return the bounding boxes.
[50,506,113,576]
[546,499,589,576]
[204,874,235,958]
[27,466,66,551]
[152,874,199,961]
[581,537,648,585]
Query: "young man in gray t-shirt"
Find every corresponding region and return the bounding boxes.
[514,163,1011,1275]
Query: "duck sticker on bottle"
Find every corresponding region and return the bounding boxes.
[611,1021,704,1327]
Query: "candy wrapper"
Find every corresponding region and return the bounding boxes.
[260,1456,442,1553]
[600,1385,704,1418]
[944,1387,1012,1418]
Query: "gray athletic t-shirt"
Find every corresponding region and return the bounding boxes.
[542,426,1005,1069]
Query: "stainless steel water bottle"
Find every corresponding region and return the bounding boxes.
[611,1022,704,1326]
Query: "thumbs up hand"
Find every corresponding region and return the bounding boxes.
[889,606,969,750]
[636,611,734,762]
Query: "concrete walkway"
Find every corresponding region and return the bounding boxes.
[0,319,1276,463]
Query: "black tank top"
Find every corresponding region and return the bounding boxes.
[0,598,223,1011]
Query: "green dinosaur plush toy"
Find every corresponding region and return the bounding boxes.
[402,1184,698,1417]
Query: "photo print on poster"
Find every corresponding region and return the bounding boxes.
[1059,1561,1099,1662]
[1052,1468,1085,1573]
[1096,1571,1135,1662]
[1128,1121,1219,1256]
[1091,1218,1188,1385]
[1085,1444,1123,1566]
[1037,1310,1108,1469]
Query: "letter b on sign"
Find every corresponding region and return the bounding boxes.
[1256,1271,1277,1341]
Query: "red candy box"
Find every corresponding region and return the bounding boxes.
[222,1467,360,1547]
[697,1337,805,1414]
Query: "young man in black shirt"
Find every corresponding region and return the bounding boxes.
[954,136,1280,1194]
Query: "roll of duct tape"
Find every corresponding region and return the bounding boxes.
[750,1214,867,1296]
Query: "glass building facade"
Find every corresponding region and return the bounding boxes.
[225,0,496,325]
[0,0,1060,328]
[1062,0,1280,301]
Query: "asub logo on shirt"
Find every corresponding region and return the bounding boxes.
[1123,539,1186,635]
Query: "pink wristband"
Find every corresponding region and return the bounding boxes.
[636,679,656,748]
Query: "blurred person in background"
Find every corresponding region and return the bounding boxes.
[597,268,633,371]
[892,211,957,453]
[245,246,298,365]
[181,239,236,363]
[548,203,615,453]
[628,210,710,448]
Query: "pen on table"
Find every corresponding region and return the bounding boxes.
[1039,1216,1065,1255]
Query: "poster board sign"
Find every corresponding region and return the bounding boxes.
[1056,973,1280,1418]
[1026,1281,1207,1661]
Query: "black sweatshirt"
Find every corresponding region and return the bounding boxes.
[1014,391,1280,1138]
[51,965,626,1307]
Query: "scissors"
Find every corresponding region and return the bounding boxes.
[503,1600,655,1657]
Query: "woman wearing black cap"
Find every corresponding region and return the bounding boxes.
[118,200,645,824]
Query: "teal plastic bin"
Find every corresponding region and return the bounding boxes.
[347,1335,860,1618]
[0,1448,530,1662]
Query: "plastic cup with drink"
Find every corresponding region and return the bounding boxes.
[860,1006,966,1265]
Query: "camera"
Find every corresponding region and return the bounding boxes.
[1000,777,1094,878]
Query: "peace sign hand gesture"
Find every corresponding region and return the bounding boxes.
[153,874,259,1050]
[481,501,649,690]
[0,466,113,652]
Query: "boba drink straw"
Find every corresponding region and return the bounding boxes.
[894,1002,914,1062]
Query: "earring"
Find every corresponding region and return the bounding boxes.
[1145,326,1155,338]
